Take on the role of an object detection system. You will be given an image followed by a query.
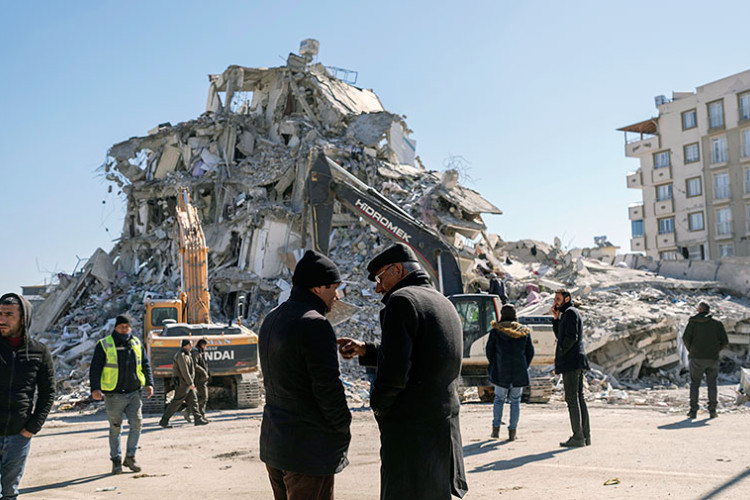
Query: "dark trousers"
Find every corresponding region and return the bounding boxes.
[266,464,334,500]
[689,358,719,412]
[195,379,208,418]
[160,383,199,424]
[562,369,590,441]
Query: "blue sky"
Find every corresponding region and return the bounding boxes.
[2,1,749,293]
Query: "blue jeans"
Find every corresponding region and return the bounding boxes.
[493,385,522,430]
[104,391,143,459]
[0,433,32,500]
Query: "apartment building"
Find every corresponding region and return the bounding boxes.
[619,69,750,260]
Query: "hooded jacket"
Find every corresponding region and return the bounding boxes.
[485,320,535,388]
[0,293,56,436]
[683,312,728,360]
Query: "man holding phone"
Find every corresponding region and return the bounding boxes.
[551,289,590,447]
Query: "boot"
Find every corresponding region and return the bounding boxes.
[508,428,516,441]
[123,456,141,473]
[111,457,123,475]
[195,418,209,426]
[686,410,697,419]
[182,408,192,423]
[490,426,499,439]
[559,436,585,448]
[709,410,718,419]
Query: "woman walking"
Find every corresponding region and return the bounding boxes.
[486,304,535,440]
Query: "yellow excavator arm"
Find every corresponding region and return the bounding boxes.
[175,188,211,324]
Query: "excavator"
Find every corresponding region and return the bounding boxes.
[141,188,260,413]
[306,151,555,402]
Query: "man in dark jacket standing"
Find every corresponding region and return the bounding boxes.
[90,314,154,474]
[485,304,534,441]
[683,302,728,419]
[0,293,55,500]
[338,243,468,500]
[551,289,590,448]
[259,250,351,500]
[159,339,207,428]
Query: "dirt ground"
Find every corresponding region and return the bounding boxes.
[21,385,749,500]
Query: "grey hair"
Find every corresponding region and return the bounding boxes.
[697,301,710,313]
[401,261,421,273]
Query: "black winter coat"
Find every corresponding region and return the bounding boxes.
[683,313,729,360]
[89,333,154,393]
[485,320,534,388]
[0,293,56,436]
[360,270,468,500]
[553,302,589,374]
[259,286,351,475]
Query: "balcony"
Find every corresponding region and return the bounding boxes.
[630,236,645,251]
[626,170,643,189]
[628,203,644,220]
[656,232,676,248]
[654,198,674,216]
[652,165,672,183]
[625,136,660,158]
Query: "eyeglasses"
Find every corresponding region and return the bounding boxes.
[375,265,395,284]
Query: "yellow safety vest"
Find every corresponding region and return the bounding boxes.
[99,335,146,391]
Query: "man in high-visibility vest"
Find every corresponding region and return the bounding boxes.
[90,314,154,475]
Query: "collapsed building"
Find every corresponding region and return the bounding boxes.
[27,41,750,410]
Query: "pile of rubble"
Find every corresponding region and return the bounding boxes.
[26,41,750,411]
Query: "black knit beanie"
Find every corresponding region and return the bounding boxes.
[115,314,132,327]
[292,250,341,288]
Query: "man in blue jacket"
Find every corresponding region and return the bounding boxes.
[551,289,590,448]
[0,293,56,500]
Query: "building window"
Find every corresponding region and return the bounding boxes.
[658,217,674,234]
[740,91,750,121]
[631,220,644,238]
[687,244,705,260]
[718,244,734,257]
[745,168,750,194]
[682,109,697,130]
[653,151,670,169]
[742,129,750,158]
[660,250,679,261]
[688,212,704,231]
[708,100,724,129]
[684,143,700,163]
[714,172,730,199]
[746,204,750,233]
[711,136,727,164]
[656,183,673,201]
[716,207,732,235]
[686,177,702,197]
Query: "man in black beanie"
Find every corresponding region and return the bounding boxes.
[90,313,154,474]
[259,250,351,500]
[338,243,468,500]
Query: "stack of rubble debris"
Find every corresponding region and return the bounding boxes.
[26,41,750,412]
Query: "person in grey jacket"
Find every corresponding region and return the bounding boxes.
[159,339,207,428]
[486,304,534,441]
[683,302,728,419]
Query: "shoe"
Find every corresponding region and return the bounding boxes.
[194,418,209,426]
[585,437,591,446]
[182,408,192,423]
[490,426,499,439]
[111,457,123,475]
[559,437,586,448]
[709,411,718,419]
[159,420,173,429]
[508,429,516,441]
[686,410,697,419]
[123,456,141,473]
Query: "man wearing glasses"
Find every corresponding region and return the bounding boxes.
[338,243,468,500]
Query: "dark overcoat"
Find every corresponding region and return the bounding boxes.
[360,270,468,500]
[259,286,351,475]
[485,320,534,388]
[552,302,589,374]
